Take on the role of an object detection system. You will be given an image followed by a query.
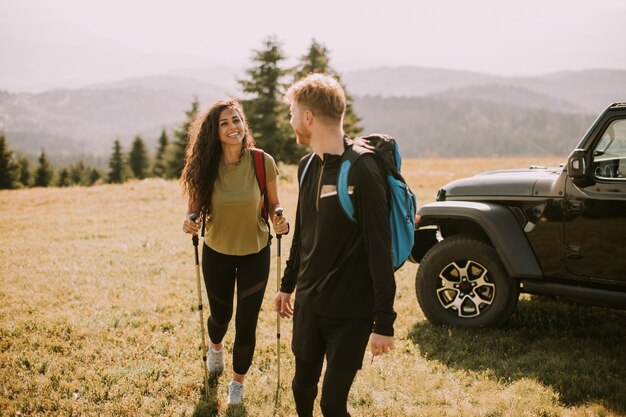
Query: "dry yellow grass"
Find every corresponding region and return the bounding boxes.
[1,157,621,416]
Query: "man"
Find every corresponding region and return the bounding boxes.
[274,73,396,417]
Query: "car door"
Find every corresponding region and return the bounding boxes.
[564,117,626,283]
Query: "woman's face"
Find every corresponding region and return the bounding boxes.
[217,107,245,146]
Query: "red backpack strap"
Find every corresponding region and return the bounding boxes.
[250,148,269,222]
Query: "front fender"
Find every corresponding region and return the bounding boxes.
[416,201,542,279]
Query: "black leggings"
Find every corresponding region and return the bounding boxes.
[202,243,270,375]
[292,358,358,417]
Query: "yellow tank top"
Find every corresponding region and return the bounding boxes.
[204,149,278,255]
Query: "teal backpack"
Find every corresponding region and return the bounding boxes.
[300,134,416,269]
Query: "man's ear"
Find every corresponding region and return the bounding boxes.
[304,109,314,125]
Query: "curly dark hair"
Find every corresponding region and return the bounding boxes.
[181,98,255,217]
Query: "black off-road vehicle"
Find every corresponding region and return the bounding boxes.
[412,102,626,327]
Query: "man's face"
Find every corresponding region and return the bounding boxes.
[290,101,311,146]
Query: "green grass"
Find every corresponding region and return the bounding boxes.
[409,296,626,414]
[1,159,625,416]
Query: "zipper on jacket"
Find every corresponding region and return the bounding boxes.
[316,157,326,212]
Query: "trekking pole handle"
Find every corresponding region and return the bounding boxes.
[188,213,199,246]
[274,208,283,240]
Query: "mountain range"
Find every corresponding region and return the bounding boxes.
[1,66,624,161]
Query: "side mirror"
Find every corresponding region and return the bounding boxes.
[567,149,586,179]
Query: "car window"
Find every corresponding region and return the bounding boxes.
[593,119,626,180]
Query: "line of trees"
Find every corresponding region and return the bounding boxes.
[1,133,104,189]
[0,37,361,190]
[0,119,195,189]
[106,117,197,184]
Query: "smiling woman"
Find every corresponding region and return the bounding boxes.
[179,98,289,406]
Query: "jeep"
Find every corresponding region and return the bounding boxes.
[412,102,626,327]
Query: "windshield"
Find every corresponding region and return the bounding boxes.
[593,119,626,179]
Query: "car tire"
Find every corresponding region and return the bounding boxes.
[416,234,519,327]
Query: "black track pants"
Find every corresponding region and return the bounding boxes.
[202,243,270,375]
[292,358,358,417]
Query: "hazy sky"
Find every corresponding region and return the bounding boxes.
[2,0,625,92]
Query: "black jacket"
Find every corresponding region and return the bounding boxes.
[280,146,397,336]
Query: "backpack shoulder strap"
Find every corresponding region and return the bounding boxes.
[251,148,266,192]
[250,148,268,222]
[299,152,316,186]
[337,143,372,222]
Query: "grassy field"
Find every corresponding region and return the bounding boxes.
[1,157,625,417]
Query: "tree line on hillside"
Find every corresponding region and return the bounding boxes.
[0,37,361,189]
[0,120,193,189]
[0,133,100,189]
[355,96,596,157]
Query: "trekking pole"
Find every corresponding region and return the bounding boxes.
[274,208,283,402]
[189,213,210,399]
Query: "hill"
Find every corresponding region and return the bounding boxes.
[355,95,596,157]
[427,84,586,113]
[1,66,623,160]
[342,67,626,113]
[0,76,226,158]
[509,70,626,113]
[342,66,502,97]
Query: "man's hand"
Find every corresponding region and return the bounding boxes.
[274,291,293,319]
[370,333,394,357]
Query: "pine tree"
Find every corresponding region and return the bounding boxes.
[0,133,19,189]
[152,128,169,178]
[57,168,71,187]
[168,100,199,179]
[129,135,150,179]
[88,168,101,186]
[293,39,331,79]
[240,36,303,164]
[18,157,31,187]
[34,149,54,187]
[108,140,128,184]
[69,161,87,185]
[294,39,363,138]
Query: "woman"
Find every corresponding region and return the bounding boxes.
[181,98,288,405]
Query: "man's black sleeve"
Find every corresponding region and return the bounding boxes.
[280,158,304,293]
[280,203,300,293]
[351,155,397,336]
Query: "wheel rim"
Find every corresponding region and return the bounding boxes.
[436,260,496,318]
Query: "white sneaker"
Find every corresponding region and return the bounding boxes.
[207,345,224,374]
[227,380,244,405]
